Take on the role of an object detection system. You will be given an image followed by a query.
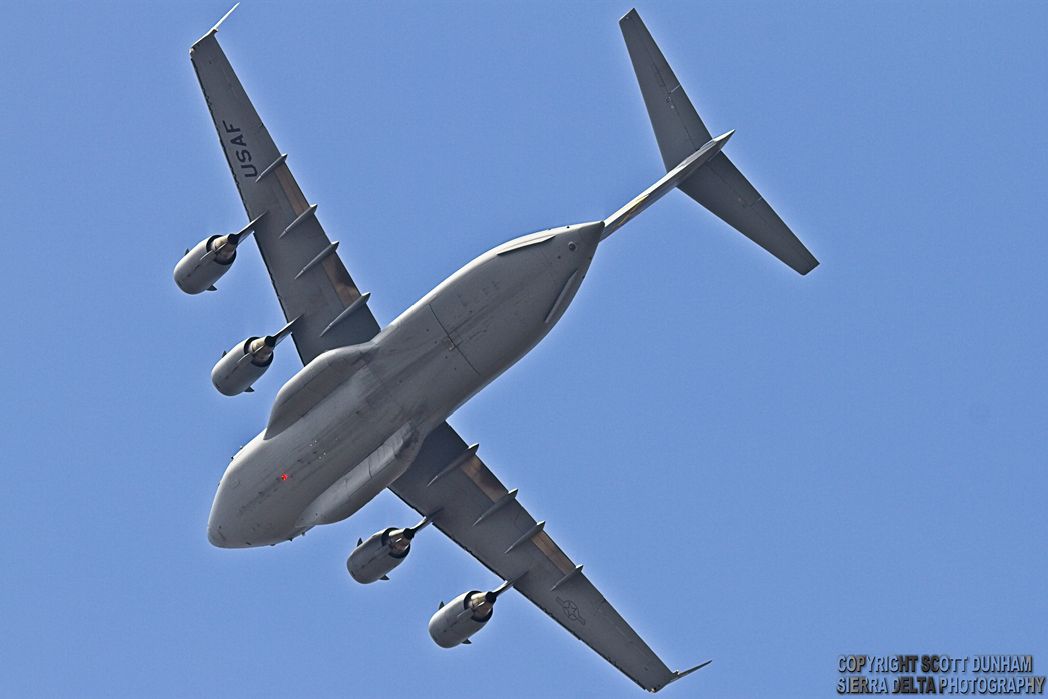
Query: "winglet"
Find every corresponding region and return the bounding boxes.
[193,3,239,48]
[655,660,712,692]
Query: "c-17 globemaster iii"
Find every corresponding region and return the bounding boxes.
[176,5,817,693]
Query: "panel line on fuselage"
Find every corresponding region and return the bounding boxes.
[426,303,482,376]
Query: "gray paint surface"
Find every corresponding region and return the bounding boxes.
[182,8,816,693]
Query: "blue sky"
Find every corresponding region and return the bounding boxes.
[1,1,1045,697]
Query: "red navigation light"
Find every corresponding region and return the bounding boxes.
[280,473,289,481]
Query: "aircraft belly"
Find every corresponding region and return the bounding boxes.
[279,306,494,529]
[429,251,559,377]
[210,227,596,548]
[294,423,422,528]
[370,300,482,421]
[211,365,410,546]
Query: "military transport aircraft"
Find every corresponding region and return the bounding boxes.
[176,6,817,693]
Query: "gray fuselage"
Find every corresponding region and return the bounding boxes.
[207,222,602,547]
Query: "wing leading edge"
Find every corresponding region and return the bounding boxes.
[391,423,707,692]
[190,27,379,363]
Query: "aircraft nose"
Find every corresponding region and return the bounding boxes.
[207,520,226,547]
[207,504,231,547]
[207,477,237,548]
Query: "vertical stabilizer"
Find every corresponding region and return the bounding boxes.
[620,8,712,171]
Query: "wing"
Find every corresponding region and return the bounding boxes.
[190,25,379,364]
[390,422,705,693]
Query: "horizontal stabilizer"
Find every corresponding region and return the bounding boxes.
[678,155,818,274]
[620,9,818,275]
[620,9,711,171]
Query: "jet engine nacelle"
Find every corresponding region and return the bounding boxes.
[428,578,517,648]
[428,591,496,648]
[174,214,264,294]
[211,319,297,396]
[347,528,410,584]
[174,235,238,295]
[211,337,274,396]
[347,515,435,584]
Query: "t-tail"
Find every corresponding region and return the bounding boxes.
[605,9,819,275]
